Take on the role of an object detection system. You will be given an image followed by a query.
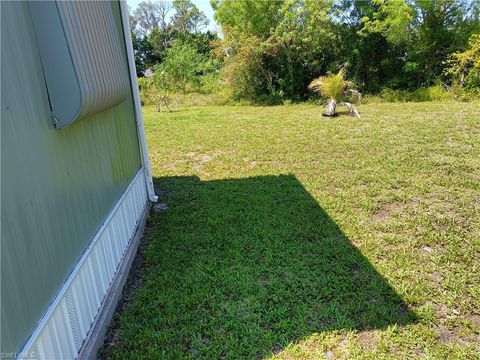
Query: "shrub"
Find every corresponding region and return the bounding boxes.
[137,40,224,110]
[218,35,276,102]
[156,40,209,94]
[138,74,173,111]
[425,85,451,101]
[450,85,480,101]
[444,34,480,89]
[380,85,452,102]
[379,88,409,102]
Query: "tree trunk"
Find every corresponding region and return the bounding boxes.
[325,98,336,116]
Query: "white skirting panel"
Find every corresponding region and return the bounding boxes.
[20,168,149,359]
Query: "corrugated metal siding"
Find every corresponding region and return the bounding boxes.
[57,0,130,120]
[1,1,142,353]
[19,169,148,359]
[29,1,130,128]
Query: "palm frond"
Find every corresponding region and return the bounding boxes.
[308,73,345,100]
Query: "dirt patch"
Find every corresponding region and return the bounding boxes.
[242,157,258,168]
[430,302,480,346]
[371,198,421,224]
[436,324,472,346]
[430,271,443,285]
[436,324,459,344]
[465,314,480,330]
[191,151,222,170]
[445,140,474,151]
[418,246,434,254]
[372,201,405,223]
[324,350,334,359]
[417,244,447,257]
[474,196,480,211]
[432,301,452,319]
[356,330,379,350]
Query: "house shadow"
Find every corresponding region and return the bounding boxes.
[140,174,416,358]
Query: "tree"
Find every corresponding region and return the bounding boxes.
[211,0,282,38]
[444,34,480,88]
[272,0,336,99]
[360,0,414,45]
[359,0,480,87]
[132,33,160,76]
[308,68,361,117]
[148,27,173,61]
[208,0,480,102]
[138,75,172,111]
[171,0,209,34]
[132,0,171,35]
[128,6,139,33]
[156,40,208,94]
[138,39,218,111]
[218,34,275,101]
[330,1,398,92]
[212,0,337,101]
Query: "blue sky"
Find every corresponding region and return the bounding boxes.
[127,0,218,33]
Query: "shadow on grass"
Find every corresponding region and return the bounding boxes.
[107,175,416,358]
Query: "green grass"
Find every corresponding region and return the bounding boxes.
[102,101,480,359]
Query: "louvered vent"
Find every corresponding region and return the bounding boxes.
[29,1,129,129]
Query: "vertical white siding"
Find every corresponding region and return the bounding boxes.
[19,169,149,359]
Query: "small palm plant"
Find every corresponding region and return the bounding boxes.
[308,68,361,118]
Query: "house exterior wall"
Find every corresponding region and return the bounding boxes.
[1,1,142,353]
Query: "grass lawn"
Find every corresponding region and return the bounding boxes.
[102,101,480,359]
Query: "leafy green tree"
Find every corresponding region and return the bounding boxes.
[131,0,480,103]
[444,33,480,88]
[331,1,398,91]
[186,31,219,56]
[411,0,470,85]
[156,40,208,94]
[130,0,214,77]
[132,33,160,76]
[218,35,275,101]
[211,0,280,101]
[211,0,282,38]
[148,27,173,61]
[139,39,219,111]
[171,0,209,33]
[212,0,337,101]
[272,0,336,99]
[360,0,414,45]
[138,75,172,111]
[359,0,480,87]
